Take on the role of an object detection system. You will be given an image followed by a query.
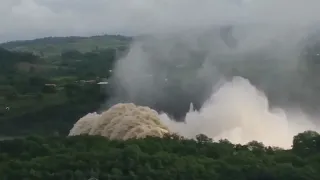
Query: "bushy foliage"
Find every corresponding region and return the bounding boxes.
[0,132,319,180]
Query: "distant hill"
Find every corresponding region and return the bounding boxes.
[0,35,132,57]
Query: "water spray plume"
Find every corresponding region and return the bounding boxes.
[70,77,317,148]
[69,103,169,140]
[70,0,320,149]
[160,77,317,148]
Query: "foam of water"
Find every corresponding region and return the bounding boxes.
[69,103,169,140]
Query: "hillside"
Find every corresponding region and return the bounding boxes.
[0,35,132,57]
[0,35,128,137]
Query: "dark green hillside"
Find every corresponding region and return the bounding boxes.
[0,35,131,57]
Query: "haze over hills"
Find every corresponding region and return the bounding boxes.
[1,0,320,179]
[0,34,132,57]
[1,30,320,179]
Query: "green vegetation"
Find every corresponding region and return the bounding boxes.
[0,35,130,137]
[0,131,319,179]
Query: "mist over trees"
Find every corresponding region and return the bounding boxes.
[1,32,320,134]
[0,33,320,179]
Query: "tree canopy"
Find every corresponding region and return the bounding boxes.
[0,131,319,179]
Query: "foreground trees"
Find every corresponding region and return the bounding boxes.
[0,131,319,180]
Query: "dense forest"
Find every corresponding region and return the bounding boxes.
[0,131,319,179]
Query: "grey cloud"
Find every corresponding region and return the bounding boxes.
[1,0,320,42]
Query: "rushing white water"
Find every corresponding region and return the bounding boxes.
[69,103,169,140]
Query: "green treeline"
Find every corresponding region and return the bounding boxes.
[0,131,319,180]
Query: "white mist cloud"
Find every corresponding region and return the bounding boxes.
[159,77,317,148]
[102,0,320,148]
[61,0,320,148]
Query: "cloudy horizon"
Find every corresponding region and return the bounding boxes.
[1,0,320,43]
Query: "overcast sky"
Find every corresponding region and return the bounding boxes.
[1,0,320,43]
